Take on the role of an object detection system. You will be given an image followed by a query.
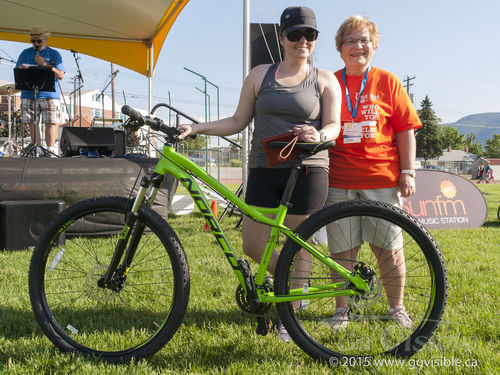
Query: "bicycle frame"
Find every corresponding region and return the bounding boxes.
[127,143,369,303]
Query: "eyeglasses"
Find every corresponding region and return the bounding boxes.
[343,38,371,47]
[31,39,43,43]
[285,28,318,42]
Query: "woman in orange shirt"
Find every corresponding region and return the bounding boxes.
[326,15,422,329]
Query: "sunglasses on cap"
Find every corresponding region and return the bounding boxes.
[31,39,43,43]
[285,28,318,42]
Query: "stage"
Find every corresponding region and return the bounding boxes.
[0,156,178,250]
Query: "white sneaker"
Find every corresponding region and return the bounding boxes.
[389,306,413,328]
[275,320,291,343]
[326,307,350,330]
[47,146,58,157]
[35,146,45,157]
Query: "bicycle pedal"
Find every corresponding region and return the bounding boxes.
[256,316,270,336]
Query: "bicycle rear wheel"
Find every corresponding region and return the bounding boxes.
[29,196,190,362]
[275,200,447,362]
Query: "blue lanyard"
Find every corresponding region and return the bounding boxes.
[342,66,371,119]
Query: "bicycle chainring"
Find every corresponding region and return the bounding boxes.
[235,276,273,315]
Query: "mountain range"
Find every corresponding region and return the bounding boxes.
[444,112,500,146]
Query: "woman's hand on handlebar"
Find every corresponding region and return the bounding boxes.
[177,124,195,140]
[294,125,321,143]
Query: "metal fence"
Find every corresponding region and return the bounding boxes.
[424,160,476,175]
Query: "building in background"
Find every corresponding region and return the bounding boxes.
[60,89,126,127]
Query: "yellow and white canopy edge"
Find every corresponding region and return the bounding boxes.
[0,0,189,77]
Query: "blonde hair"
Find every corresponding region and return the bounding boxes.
[335,15,379,52]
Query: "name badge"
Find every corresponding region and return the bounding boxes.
[343,122,362,144]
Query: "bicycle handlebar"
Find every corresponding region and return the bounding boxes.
[121,105,144,122]
[121,105,332,155]
[121,105,182,143]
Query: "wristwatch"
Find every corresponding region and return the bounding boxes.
[319,130,328,142]
[401,169,415,178]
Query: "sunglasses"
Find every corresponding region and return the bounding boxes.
[285,28,318,42]
[31,39,43,43]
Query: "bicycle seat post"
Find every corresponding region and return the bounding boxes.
[279,159,303,209]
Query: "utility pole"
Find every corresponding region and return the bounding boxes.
[404,75,415,104]
[72,76,78,124]
[111,63,116,119]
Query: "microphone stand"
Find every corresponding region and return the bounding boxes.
[57,78,72,126]
[71,50,84,127]
[0,56,16,64]
[96,69,119,127]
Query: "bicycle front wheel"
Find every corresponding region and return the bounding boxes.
[275,200,447,362]
[29,196,190,362]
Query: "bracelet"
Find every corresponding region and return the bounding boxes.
[319,130,328,142]
[401,169,415,178]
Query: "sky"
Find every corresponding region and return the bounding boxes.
[1,0,499,126]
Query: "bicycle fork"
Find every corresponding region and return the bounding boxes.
[98,173,164,291]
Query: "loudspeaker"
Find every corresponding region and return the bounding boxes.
[60,127,116,157]
[0,200,65,251]
[113,129,126,156]
[251,23,282,69]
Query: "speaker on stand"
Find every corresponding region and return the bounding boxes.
[251,23,282,68]
[112,129,126,156]
[60,127,117,157]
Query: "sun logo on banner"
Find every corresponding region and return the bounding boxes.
[440,180,457,199]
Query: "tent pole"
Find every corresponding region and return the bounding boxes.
[148,44,154,156]
[242,0,250,195]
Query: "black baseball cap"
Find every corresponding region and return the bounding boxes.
[280,6,318,33]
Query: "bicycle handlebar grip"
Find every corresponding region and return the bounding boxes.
[121,105,143,121]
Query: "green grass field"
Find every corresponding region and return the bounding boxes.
[0,183,498,374]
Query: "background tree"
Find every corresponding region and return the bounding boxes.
[187,134,209,151]
[440,125,465,150]
[484,134,500,158]
[465,133,482,156]
[228,136,242,154]
[416,95,442,163]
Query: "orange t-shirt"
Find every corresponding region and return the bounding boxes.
[329,67,422,189]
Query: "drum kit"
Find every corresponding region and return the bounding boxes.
[0,81,20,155]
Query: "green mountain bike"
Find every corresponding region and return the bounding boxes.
[29,105,447,363]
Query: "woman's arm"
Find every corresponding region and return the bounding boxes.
[318,69,342,141]
[178,65,269,139]
[293,69,342,142]
[396,128,417,197]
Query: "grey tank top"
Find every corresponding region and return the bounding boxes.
[248,63,328,169]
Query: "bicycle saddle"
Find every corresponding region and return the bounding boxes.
[268,140,335,155]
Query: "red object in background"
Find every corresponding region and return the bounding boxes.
[203,200,218,231]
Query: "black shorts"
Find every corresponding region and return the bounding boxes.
[245,167,328,215]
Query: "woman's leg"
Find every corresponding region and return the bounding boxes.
[242,215,277,272]
[331,247,360,308]
[371,245,406,308]
[241,213,309,276]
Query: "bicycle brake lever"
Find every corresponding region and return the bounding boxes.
[122,119,142,132]
[175,128,196,141]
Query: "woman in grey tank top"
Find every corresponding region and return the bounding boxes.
[178,6,342,341]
